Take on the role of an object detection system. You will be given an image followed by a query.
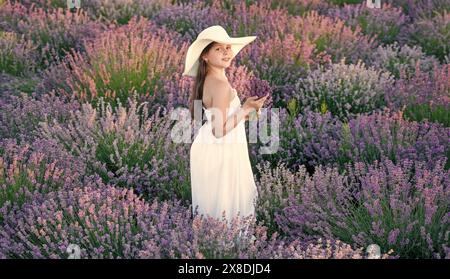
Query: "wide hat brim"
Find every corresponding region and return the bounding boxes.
[182,26,256,77]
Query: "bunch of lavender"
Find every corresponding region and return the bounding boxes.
[367,42,439,79]
[292,59,394,121]
[401,11,450,62]
[161,72,195,110]
[39,95,192,204]
[0,137,85,223]
[0,91,81,143]
[327,2,408,45]
[39,16,187,110]
[276,158,449,259]
[0,31,38,77]
[339,109,450,171]
[288,10,378,65]
[386,62,450,127]
[0,1,106,69]
[408,0,450,19]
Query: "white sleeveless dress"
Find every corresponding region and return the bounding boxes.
[190,88,258,226]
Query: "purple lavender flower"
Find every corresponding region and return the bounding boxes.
[276,158,449,259]
[0,183,370,259]
[0,137,85,222]
[327,2,408,45]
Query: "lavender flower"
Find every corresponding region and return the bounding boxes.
[0,137,85,222]
[293,59,394,121]
[367,42,439,79]
[0,91,81,143]
[152,1,231,42]
[276,158,449,259]
[386,62,450,127]
[0,1,106,68]
[39,16,187,109]
[39,96,192,204]
[340,109,450,171]
[250,108,342,172]
[288,10,378,65]
[0,183,370,259]
[327,2,408,45]
[401,11,450,62]
[0,31,38,77]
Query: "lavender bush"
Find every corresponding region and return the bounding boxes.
[239,33,330,107]
[292,59,394,121]
[0,183,372,259]
[0,137,85,222]
[0,183,189,259]
[39,16,187,109]
[39,96,191,204]
[339,109,450,171]
[0,91,81,143]
[386,62,450,127]
[227,0,291,40]
[327,2,408,45]
[251,108,449,174]
[0,73,40,96]
[367,42,439,79]
[288,10,378,65]
[276,158,450,259]
[253,160,304,236]
[81,0,172,25]
[0,1,106,68]
[152,0,231,42]
[384,0,450,20]
[259,0,333,16]
[249,108,342,173]
[401,11,450,62]
[0,31,38,77]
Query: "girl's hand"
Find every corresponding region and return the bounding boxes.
[243,94,269,120]
[254,94,269,111]
[243,94,269,111]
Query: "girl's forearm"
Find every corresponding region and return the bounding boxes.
[213,106,253,138]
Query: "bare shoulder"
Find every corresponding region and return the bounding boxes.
[203,77,231,106]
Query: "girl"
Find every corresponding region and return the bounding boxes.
[184,26,268,232]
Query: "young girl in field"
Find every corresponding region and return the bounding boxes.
[184,25,268,234]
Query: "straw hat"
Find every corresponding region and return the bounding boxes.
[182,25,257,77]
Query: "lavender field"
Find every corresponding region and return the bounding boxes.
[0,0,449,259]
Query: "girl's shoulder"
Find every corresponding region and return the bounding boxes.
[203,77,234,102]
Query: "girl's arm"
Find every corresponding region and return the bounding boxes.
[209,82,253,138]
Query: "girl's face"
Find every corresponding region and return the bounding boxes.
[202,42,233,68]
